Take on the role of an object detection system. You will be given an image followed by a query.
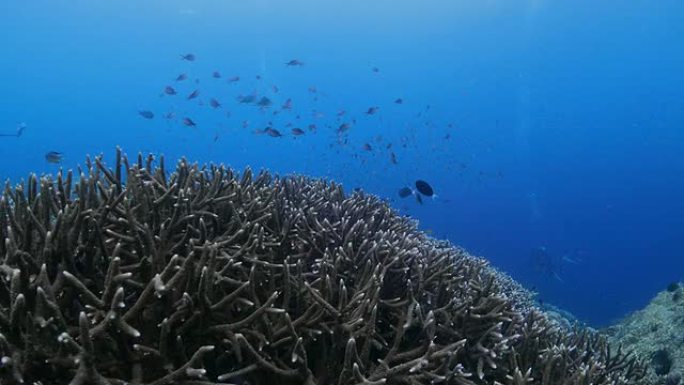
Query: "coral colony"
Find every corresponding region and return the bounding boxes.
[0,148,645,384]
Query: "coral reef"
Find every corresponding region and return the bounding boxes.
[0,148,646,384]
[607,284,684,385]
[537,302,586,331]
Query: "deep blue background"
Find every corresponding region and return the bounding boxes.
[1,0,682,326]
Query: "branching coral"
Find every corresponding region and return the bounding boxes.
[0,148,646,384]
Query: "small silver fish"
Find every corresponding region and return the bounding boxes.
[45,151,63,164]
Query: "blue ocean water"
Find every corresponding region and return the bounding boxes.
[0,0,682,327]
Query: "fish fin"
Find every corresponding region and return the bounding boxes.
[16,123,26,137]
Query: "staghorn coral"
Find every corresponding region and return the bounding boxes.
[0,148,646,385]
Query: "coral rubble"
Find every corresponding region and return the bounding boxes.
[0,148,646,384]
[607,284,684,385]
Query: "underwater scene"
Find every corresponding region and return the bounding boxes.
[0,1,683,384]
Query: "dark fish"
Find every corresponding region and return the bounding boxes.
[365,106,379,115]
[180,53,195,61]
[398,187,413,198]
[337,123,351,134]
[138,110,154,119]
[286,59,304,66]
[264,127,282,137]
[228,76,240,83]
[212,71,221,78]
[256,97,272,108]
[282,98,292,110]
[182,117,197,127]
[372,67,380,73]
[164,111,175,120]
[308,124,317,132]
[45,151,63,164]
[415,193,423,205]
[291,128,305,136]
[415,180,434,197]
[394,98,403,104]
[256,75,262,80]
[209,98,221,108]
[164,86,177,95]
[272,85,279,93]
[175,73,187,81]
[362,143,372,151]
[337,110,346,117]
[308,86,317,93]
[238,94,256,104]
[390,152,398,164]
[187,89,200,100]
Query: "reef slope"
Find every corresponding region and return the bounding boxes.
[607,284,684,385]
[0,149,646,385]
